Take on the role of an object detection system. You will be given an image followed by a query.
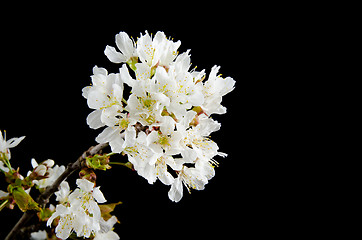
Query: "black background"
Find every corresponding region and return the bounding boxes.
[0,3,312,239]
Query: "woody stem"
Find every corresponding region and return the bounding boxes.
[5,142,109,240]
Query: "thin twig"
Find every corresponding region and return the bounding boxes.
[5,142,109,240]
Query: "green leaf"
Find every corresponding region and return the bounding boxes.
[99,201,122,221]
[12,187,41,212]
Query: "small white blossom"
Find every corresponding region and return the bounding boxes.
[94,216,120,240]
[0,130,25,160]
[30,230,48,240]
[105,31,136,63]
[201,65,236,115]
[136,31,181,67]
[55,181,71,204]
[31,158,65,189]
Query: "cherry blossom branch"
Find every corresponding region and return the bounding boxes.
[5,142,109,240]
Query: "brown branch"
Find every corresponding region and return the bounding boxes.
[5,142,109,240]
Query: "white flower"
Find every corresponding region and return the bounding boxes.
[48,179,107,239]
[137,31,181,67]
[94,216,120,240]
[105,31,136,63]
[31,158,65,189]
[0,130,25,160]
[55,181,71,204]
[34,164,47,176]
[30,230,48,240]
[82,66,124,130]
[126,91,169,127]
[96,123,137,154]
[151,64,204,119]
[168,165,208,203]
[201,65,236,115]
[47,204,74,239]
[123,132,159,184]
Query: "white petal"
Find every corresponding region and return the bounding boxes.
[87,90,109,110]
[101,105,122,127]
[82,86,91,99]
[7,136,25,148]
[112,83,124,103]
[120,64,135,87]
[95,127,117,144]
[115,31,134,58]
[30,230,48,240]
[135,62,151,81]
[158,171,175,185]
[94,231,120,240]
[87,110,105,129]
[35,165,47,176]
[123,126,136,148]
[152,92,170,108]
[143,163,157,184]
[56,215,73,239]
[93,187,106,203]
[168,177,183,202]
[137,31,153,65]
[47,204,67,226]
[160,116,175,136]
[43,159,55,168]
[220,77,236,96]
[76,179,94,192]
[188,90,204,106]
[104,46,127,63]
[181,148,197,163]
[109,135,125,154]
[0,162,9,172]
[93,65,108,76]
[31,158,38,168]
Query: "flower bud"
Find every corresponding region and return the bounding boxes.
[79,168,97,183]
[85,154,111,171]
[42,159,55,168]
[34,165,47,176]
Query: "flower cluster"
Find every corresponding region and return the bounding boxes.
[1,130,119,239]
[82,31,235,202]
[28,158,65,189]
[48,179,119,239]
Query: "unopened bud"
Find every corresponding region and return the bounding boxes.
[42,159,55,168]
[85,154,111,171]
[79,168,97,183]
[34,165,47,176]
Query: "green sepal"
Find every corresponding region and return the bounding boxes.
[127,56,138,72]
[37,206,55,221]
[85,154,112,171]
